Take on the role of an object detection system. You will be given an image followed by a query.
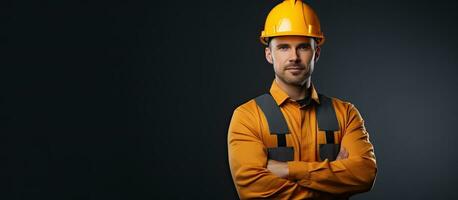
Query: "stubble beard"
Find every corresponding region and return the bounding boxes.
[276,63,312,87]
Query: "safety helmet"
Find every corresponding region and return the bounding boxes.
[260,0,325,46]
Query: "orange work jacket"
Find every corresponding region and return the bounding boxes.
[227,80,377,199]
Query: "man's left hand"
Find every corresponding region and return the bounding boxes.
[267,159,289,178]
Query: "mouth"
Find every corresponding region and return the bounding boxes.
[286,66,305,71]
[285,66,306,76]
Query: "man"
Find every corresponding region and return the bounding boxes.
[227,0,377,199]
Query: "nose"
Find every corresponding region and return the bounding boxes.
[288,49,301,63]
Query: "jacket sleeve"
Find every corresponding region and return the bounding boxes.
[287,104,377,195]
[228,106,324,199]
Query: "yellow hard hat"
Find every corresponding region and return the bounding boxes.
[260,0,325,46]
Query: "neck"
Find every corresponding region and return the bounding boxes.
[275,77,311,100]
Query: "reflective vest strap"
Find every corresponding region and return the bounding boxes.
[317,94,339,144]
[255,94,289,149]
[277,134,286,147]
[254,94,289,135]
[325,130,335,144]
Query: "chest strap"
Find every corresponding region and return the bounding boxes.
[255,94,292,161]
[317,94,341,161]
[316,93,339,139]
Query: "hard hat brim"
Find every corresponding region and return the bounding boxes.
[260,33,325,46]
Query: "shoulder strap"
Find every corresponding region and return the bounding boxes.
[316,94,339,131]
[254,94,289,135]
[255,93,293,161]
[316,94,342,161]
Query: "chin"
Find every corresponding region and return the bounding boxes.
[285,79,306,86]
[287,76,310,86]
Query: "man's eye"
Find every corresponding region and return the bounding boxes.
[278,46,289,50]
[299,45,311,50]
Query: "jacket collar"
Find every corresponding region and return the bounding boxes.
[269,79,320,107]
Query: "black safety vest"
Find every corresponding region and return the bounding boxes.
[255,93,341,162]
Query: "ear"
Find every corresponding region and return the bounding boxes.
[314,46,321,63]
[265,47,273,64]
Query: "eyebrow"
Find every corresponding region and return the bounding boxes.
[275,44,290,48]
[275,42,311,48]
[297,43,311,48]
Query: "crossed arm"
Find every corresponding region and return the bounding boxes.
[267,147,349,179]
[228,105,377,199]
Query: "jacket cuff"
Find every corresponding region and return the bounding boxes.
[287,161,311,183]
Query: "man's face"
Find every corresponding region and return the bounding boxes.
[265,36,320,87]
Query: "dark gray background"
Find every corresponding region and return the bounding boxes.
[2,0,457,199]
